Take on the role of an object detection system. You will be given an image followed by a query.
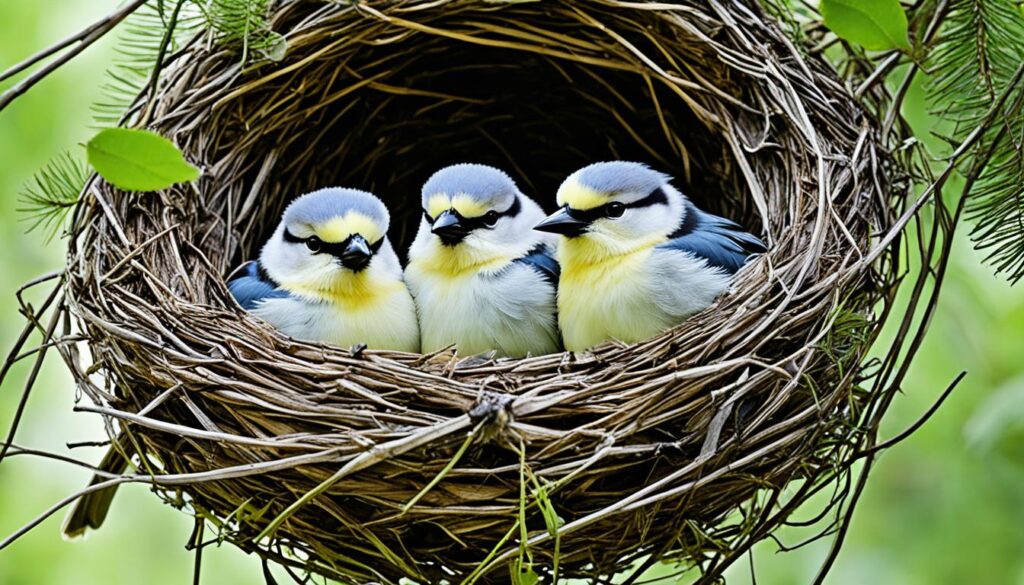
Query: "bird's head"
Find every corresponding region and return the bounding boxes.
[420,163,538,256]
[536,162,684,257]
[261,188,392,291]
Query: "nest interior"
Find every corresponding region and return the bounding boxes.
[64,1,896,583]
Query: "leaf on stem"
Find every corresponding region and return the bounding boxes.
[86,128,199,192]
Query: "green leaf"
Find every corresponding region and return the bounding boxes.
[820,0,911,51]
[86,128,200,192]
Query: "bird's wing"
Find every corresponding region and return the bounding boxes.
[659,202,766,274]
[512,243,561,289]
[227,261,291,310]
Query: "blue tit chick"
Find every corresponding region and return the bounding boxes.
[229,187,419,352]
[405,164,561,358]
[535,161,765,352]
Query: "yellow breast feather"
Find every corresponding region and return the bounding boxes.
[282,270,404,311]
[557,237,673,351]
[410,239,515,278]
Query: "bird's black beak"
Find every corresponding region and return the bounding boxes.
[340,235,372,272]
[431,209,470,246]
[534,206,589,237]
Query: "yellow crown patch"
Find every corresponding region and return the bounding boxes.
[317,212,382,243]
[557,179,608,211]
[426,194,490,219]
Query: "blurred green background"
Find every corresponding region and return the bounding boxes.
[1,2,1022,583]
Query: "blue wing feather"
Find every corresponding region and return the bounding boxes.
[660,202,766,274]
[228,261,290,310]
[511,243,563,351]
[513,244,560,290]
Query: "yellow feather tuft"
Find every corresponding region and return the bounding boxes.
[451,195,489,218]
[282,271,404,311]
[557,232,667,266]
[427,194,452,218]
[555,234,673,351]
[317,212,382,243]
[426,194,490,218]
[557,178,608,210]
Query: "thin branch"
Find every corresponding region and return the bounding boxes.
[855,371,966,459]
[192,518,205,585]
[0,0,145,83]
[0,296,64,463]
[0,0,148,114]
[141,0,187,126]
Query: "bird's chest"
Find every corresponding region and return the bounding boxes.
[408,271,503,349]
[558,252,673,351]
[406,265,556,356]
[254,286,419,352]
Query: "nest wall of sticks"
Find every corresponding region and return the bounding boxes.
[59,1,899,583]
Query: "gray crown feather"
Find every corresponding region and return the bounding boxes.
[421,164,519,209]
[283,187,389,229]
[573,161,671,196]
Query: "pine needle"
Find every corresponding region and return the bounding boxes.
[92,0,203,126]
[198,0,285,64]
[18,151,89,241]
[928,0,1024,282]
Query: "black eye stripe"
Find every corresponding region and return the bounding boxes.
[283,229,384,255]
[282,228,305,244]
[423,195,521,229]
[564,187,668,221]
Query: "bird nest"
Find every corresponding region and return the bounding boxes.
[53,0,905,582]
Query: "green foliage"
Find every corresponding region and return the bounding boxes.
[92,0,202,126]
[529,471,564,582]
[18,151,89,241]
[86,128,200,192]
[820,0,911,51]
[91,0,284,125]
[965,374,1024,470]
[198,0,286,63]
[510,563,540,585]
[23,0,279,234]
[927,0,1024,283]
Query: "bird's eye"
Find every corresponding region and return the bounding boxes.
[305,236,322,252]
[606,202,625,218]
[483,210,500,227]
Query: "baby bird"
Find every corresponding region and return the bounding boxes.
[229,187,419,352]
[405,164,561,357]
[535,161,765,352]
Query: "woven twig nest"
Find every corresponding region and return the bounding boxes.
[62,1,899,582]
